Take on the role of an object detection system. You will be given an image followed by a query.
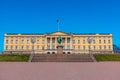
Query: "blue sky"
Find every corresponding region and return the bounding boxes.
[0,0,120,51]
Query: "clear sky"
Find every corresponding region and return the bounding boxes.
[0,0,120,51]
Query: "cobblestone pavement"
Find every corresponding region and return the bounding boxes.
[0,62,120,80]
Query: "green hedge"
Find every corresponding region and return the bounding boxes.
[0,54,30,62]
[94,54,120,62]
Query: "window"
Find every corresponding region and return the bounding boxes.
[83,46,85,50]
[109,45,111,50]
[22,40,24,44]
[67,39,70,43]
[78,40,80,44]
[104,40,106,44]
[16,40,18,44]
[47,45,50,49]
[52,46,55,49]
[27,40,29,44]
[22,46,24,50]
[94,46,96,50]
[108,40,111,44]
[93,40,95,44]
[37,46,39,50]
[37,40,39,44]
[42,46,44,50]
[11,40,13,44]
[6,40,8,44]
[11,46,13,50]
[78,46,80,50]
[6,46,8,50]
[47,39,50,43]
[52,40,55,43]
[104,45,106,50]
[67,45,70,49]
[88,46,91,50]
[83,40,85,44]
[99,40,101,44]
[62,39,65,43]
[16,46,18,50]
[99,46,102,50]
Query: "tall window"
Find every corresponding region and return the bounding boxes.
[99,40,101,44]
[108,40,110,43]
[78,46,80,50]
[47,39,50,43]
[22,40,24,44]
[104,40,106,44]
[109,45,111,50]
[6,46,8,50]
[6,40,8,44]
[22,46,24,50]
[37,40,39,44]
[11,40,13,44]
[47,45,50,49]
[67,45,70,49]
[27,46,29,50]
[11,46,13,50]
[62,39,65,43]
[52,46,55,49]
[99,46,102,50]
[52,40,55,43]
[27,40,29,44]
[37,46,39,50]
[93,40,95,44]
[67,39,70,43]
[78,40,80,44]
[83,40,85,44]
[42,46,44,50]
[83,46,85,50]
[16,46,18,50]
[16,40,18,44]
[94,46,96,50]
[88,46,91,50]
[104,45,106,50]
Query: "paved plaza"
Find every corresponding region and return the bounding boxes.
[0,62,120,80]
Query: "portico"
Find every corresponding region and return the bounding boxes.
[45,36,73,54]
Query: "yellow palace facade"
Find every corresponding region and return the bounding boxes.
[4,31,113,54]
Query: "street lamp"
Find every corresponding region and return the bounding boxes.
[87,37,93,54]
[31,37,36,54]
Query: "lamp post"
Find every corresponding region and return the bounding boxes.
[31,37,36,54]
[87,37,93,54]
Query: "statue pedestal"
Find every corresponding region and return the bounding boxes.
[56,45,63,54]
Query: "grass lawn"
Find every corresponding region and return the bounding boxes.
[0,54,30,62]
[94,54,120,62]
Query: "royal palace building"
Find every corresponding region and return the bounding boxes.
[4,31,113,54]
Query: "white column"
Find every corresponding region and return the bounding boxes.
[45,37,47,49]
[55,37,57,49]
[65,37,67,49]
[70,37,72,49]
[50,37,52,49]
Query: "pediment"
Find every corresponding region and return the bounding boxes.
[50,31,68,35]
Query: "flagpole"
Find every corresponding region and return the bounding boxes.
[58,21,59,31]
[56,20,60,31]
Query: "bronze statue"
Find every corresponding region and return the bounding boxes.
[57,36,62,46]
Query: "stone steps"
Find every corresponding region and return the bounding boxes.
[31,54,94,62]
